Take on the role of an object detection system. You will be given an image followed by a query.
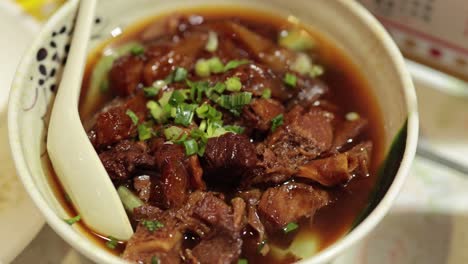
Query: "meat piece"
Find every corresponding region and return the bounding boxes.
[91,95,148,148]
[142,33,206,85]
[203,133,257,184]
[258,183,330,231]
[296,141,372,186]
[99,140,155,181]
[123,215,183,264]
[108,55,144,97]
[133,205,164,221]
[248,106,334,185]
[242,98,285,132]
[332,118,368,151]
[189,234,242,264]
[187,155,206,190]
[134,175,152,202]
[193,193,246,234]
[227,22,296,73]
[287,78,329,108]
[227,63,292,101]
[154,143,190,208]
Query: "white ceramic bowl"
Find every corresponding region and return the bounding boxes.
[8,0,418,263]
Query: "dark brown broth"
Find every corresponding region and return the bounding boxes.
[66,6,384,262]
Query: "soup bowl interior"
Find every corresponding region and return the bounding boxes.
[8,0,417,263]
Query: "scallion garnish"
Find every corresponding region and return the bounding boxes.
[143,86,160,98]
[158,91,173,107]
[224,125,245,134]
[282,222,299,233]
[147,101,165,123]
[169,90,188,106]
[106,236,119,249]
[142,220,164,232]
[173,67,188,82]
[271,114,284,132]
[261,88,272,99]
[238,259,248,264]
[138,123,153,141]
[224,59,249,72]
[174,103,197,127]
[213,82,226,94]
[283,73,297,87]
[195,59,211,77]
[64,215,81,225]
[208,57,224,73]
[164,126,184,141]
[217,92,252,116]
[205,31,219,52]
[151,256,160,264]
[225,77,242,92]
[125,109,139,125]
[130,45,145,56]
[257,239,268,255]
[183,139,199,156]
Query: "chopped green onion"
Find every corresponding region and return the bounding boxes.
[169,90,188,106]
[238,259,248,264]
[309,64,324,77]
[199,120,207,131]
[217,92,252,116]
[106,236,119,250]
[213,82,226,93]
[173,67,188,82]
[158,91,173,107]
[225,77,242,92]
[191,128,208,143]
[207,57,224,73]
[205,31,219,52]
[224,125,245,134]
[278,29,316,51]
[142,220,164,232]
[125,109,139,125]
[143,86,160,98]
[283,73,297,87]
[345,112,360,121]
[291,53,313,75]
[131,45,145,56]
[224,59,249,72]
[196,104,222,121]
[64,215,81,225]
[282,222,299,233]
[197,142,207,156]
[151,256,160,264]
[271,114,284,132]
[195,59,211,77]
[117,186,144,213]
[183,139,199,156]
[187,80,209,103]
[138,123,153,141]
[164,126,184,141]
[147,101,165,123]
[174,104,197,127]
[261,88,271,99]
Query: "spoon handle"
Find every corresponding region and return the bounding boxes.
[57,0,96,107]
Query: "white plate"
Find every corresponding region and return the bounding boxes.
[0,1,44,263]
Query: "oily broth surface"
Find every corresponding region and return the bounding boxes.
[69,7,385,262]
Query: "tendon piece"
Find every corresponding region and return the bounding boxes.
[258,183,330,232]
[296,141,373,187]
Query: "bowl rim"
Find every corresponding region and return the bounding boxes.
[8,0,418,263]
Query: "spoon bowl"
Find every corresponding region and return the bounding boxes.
[46,0,133,240]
